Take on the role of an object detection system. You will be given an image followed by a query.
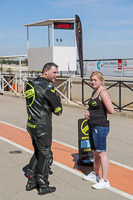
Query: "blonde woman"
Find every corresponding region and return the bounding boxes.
[83,71,114,189]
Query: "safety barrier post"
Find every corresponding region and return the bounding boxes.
[68,78,70,102]
[119,82,122,112]
[82,79,84,105]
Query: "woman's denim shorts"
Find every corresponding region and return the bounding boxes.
[89,126,109,152]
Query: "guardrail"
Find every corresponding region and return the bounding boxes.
[82,79,133,112]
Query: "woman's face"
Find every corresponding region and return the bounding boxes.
[90,75,102,90]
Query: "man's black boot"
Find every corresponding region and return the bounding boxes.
[26,169,37,191]
[37,174,56,195]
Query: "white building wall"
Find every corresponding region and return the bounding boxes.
[53,46,76,71]
[28,46,76,71]
[28,47,53,71]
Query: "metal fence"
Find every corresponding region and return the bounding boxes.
[82,79,133,112]
[0,75,71,103]
[0,75,18,94]
[22,77,71,102]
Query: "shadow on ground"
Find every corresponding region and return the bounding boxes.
[72,153,93,175]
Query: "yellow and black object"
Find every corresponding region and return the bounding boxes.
[77,118,93,166]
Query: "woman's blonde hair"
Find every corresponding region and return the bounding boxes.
[90,71,104,84]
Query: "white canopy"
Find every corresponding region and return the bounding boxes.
[24,18,75,27]
[24,18,76,72]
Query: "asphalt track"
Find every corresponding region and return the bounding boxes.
[0,95,133,200]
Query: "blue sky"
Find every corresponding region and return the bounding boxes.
[0,0,133,59]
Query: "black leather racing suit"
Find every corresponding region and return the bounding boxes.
[25,76,62,181]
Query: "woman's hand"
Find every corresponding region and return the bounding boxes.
[85,110,90,120]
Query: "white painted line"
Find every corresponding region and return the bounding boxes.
[0,120,133,171]
[0,120,27,131]
[0,135,133,200]
[109,160,133,171]
[53,160,83,178]
[107,187,133,200]
[0,136,33,154]
[54,161,133,200]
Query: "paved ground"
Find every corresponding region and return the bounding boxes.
[0,95,133,200]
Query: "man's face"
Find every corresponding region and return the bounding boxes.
[45,66,58,82]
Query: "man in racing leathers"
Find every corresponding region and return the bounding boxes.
[25,62,62,195]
